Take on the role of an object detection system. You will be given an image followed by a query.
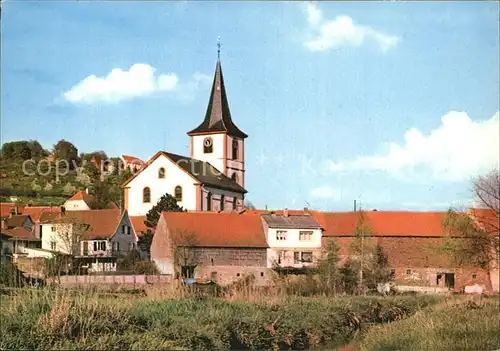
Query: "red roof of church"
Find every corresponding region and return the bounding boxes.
[161,211,267,248]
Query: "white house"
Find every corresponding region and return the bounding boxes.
[63,190,118,211]
[261,211,323,269]
[123,58,248,216]
[39,209,138,272]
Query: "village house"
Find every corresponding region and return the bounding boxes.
[39,209,138,272]
[120,155,144,173]
[0,214,47,258]
[261,210,323,270]
[123,58,247,216]
[151,211,269,285]
[314,210,495,293]
[63,189,118,211]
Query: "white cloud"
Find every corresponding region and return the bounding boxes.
[63,64,211,104]
[302,3,399,52]
[310,185,341,200]
[326,111,500,182]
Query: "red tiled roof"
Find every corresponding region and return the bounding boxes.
[315,211,450,237]
[122,155,143,164]
[3,227,39,241]
[0,203,25,218]
[162,211,268,248]
[40,209,124,240]
[130,215,149,235]
[22,206,61,222]
[65,191,118,210]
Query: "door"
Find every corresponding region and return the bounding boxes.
[444,273,455,289]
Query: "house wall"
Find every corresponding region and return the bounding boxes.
[191,133,226,174]
[126,154,198,216]
[64,200,91,211]
[265,224,322,268]
[323,236,493,292]
[151,216,174,274]
[40,223,73,254]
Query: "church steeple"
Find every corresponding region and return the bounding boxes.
[187,53,248,139]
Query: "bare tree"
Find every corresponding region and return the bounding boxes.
[52,217,90,256]
[442,169,500,269]
[171,230,198,278]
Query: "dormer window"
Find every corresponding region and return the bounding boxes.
[203,137,213,153]
[158,167,165,179]
[232,139,239,160]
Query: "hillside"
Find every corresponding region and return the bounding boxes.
[0,139,131,207]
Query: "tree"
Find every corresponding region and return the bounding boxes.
[28,140,48,159]
[370,244,392,287]
[1,141,32,160]
[52,216,89,256]
[53,140,78,167]
[349,211,375,292]
[170,230,198,278]
[442,169,500,269]
[316,238,341,295]
[138,193,186,256]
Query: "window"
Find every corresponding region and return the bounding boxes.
[127,226,131,235]
[294,252,313,264]
[232,139,239,160]
[472,273,477,279]
[207,192,212,211]
[129,242,135,251]
[236,273,240,277]
[116,242,120,252]
[82,242,88,256]
[174,186,183,202]
[122,225,126,234]
[299,231,313,241]
[231,173,238,184]
[220,195,225,211]
[203,137,213,153]
[143,187,151,203]
[93,241,98,251]
[51,226,56,232]
[260,272,264,277]
[158,167,165,179]
[50,241,56,251]
[211,258,214,266]
[232,197,237,211]
[406,269,412,275]
[276,230,287,241]
[100,242,106,251]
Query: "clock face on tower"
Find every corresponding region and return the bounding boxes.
[204,137,212,147]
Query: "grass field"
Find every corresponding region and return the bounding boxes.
[358,297,500,351]
[0,288,443,350]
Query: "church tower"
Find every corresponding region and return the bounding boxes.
[187,50,247,188]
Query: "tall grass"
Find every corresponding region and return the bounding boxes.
[0,287,442,350]
[358,297,500,351]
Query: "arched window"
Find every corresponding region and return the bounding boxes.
[220,195,225,211]
[232,139,239,160]
[143,187,151,203]
[231,173,238,184]
[174,186,183,202]
[158,167,165,179]
[206,192,212,211]
[203,137,213,154]
[232,197,237,211]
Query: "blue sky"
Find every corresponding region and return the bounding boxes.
[1,1,499,211]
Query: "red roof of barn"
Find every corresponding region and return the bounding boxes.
[22,206,62,222]
[314,211,451,237]
[161,211,267,248]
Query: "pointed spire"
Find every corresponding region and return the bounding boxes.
[187,45,248,139]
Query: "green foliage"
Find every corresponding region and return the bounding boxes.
[1,141,33,160]
[53,139,79,166]
[316,239,341,295]
[0,290,442,351]
[0,261,24,287]
[138,193,186,256]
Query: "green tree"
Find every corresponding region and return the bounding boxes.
[369,244,393,287]
[27,140,48,159]
[1,141,32,160]
[339,259,359,295]
[316,238,341,295]
[138,193,186,256]
[53,140,78,167]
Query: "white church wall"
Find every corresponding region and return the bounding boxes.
[126,154,198,216]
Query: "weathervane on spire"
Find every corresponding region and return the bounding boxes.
[217,36,221,61]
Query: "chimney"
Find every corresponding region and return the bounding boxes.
[353,200,357,212]
[283,208,289,217]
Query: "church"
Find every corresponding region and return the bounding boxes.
[123,57,248,216]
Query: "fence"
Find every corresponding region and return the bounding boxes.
[46,274,172,287]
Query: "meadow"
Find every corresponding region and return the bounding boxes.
[0,287,497,350]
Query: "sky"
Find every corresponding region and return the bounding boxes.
[1,1,499,211]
